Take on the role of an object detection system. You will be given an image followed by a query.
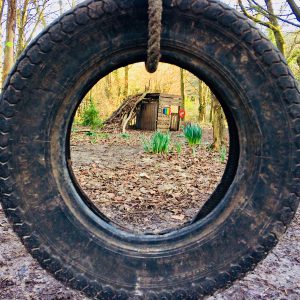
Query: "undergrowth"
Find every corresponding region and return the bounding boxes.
[82,100,103,128]
[183,123,202,156]
[143,132,170,154]
[220,145,227,163]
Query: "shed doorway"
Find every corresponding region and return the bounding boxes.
[136,101,158,131]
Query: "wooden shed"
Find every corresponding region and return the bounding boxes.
[136,93,183,131]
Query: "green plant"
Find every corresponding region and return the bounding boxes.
[220,145,227,163]
[183,123,202,156]
[120,133,130,139]
[85,131,98,144]
[82,100,102,128]
[97,132,110,139]
[174,142,182,155]
[85,131,97,137]
[143,131,170,154]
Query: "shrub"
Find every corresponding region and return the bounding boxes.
[183,123,202,156]
[143,131,170,154]
[82,100,102,128]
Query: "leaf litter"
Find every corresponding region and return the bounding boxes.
[70,128,226,233]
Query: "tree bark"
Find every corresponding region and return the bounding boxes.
[180,68,185,121]
[105,73,112,99]
[3,0,17,86]
[113,69,121,102]
[0,0,6,86]
[211,94,226,151]
[198,80,206,123]
[16,0,30,57]
[209,92,213,123]
[124,66,129,98]
[238,0,287,55]
[264,0,286,55]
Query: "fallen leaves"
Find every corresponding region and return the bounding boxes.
[71,128,227,234]
[139,173,150,179]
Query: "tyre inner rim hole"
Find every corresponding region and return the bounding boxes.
[68,63,235,235]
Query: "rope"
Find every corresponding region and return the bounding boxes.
[145,0,163,73]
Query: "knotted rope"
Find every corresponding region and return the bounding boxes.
[145,0,163,73]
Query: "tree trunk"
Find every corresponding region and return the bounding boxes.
[113,69,121,101]
[211,94,226,151]
[0,0,6,86]
[124,66,129,98]
[59,0,63,14]
[105,73,112,99]
[33,0,47,29]
[198,80,206,123]
[202,84,209,123]
[16,0,30,57]
[287,0,300,23]
[3,0,17,86]
[264,0,285,56]
[209,92,213,123]
[180,68,185,121]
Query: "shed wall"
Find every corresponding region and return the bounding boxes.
[157,95,182,131]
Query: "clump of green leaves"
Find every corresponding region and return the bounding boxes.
[220,145,227,163]
[143,131,170,154]
[183,123,202,156]
[82,100,102,128]
[85,131,97,137]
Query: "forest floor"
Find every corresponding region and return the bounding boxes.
[0,127,299,299]
[70,127,227,233]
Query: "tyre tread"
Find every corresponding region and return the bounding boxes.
[0,0,299,299]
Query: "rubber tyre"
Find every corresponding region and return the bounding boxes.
[1,0,299,299]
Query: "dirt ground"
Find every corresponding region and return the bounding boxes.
[0,128,299,299]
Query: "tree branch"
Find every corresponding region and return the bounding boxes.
[251,0,300,28]
[287,0,300,23]
[238,0,276,30]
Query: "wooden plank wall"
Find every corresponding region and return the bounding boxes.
[157,95,182,131]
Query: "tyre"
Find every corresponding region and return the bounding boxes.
[1,0,299,299]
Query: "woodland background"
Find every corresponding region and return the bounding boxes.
[0,0,299,127]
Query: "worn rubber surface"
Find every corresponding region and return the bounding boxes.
[0,0,299,299]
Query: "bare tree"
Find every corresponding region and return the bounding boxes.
[264,0,286,55]
[0,0,6,85]
[238,0,287,55]
[198,80,206,123]
[16,0,30,56]
[180,68,185,121]
[124,66,129,98]
[2,0,17,86]
[211,94,226,151]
